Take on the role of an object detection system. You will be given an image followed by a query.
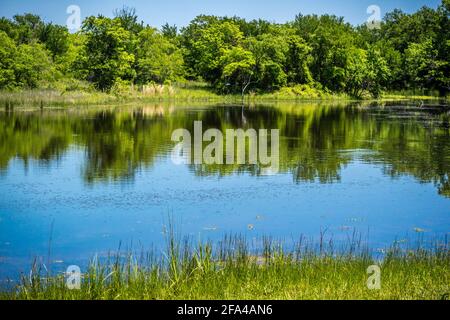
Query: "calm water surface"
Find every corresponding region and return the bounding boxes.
[0,101,449,279]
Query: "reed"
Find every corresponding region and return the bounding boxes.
[1,233,448,300]
[3,83,445,109]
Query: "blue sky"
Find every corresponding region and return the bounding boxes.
[0,0,442,28]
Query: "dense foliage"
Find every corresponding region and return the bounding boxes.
[0,2,449,97]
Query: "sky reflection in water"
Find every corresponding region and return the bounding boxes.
[0,101,449,279]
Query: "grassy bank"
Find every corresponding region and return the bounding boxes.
[1,234,448,300]
[0,82,232,108]
[0,85,350,108]
[381,90,450,102]
[2,82,446,108]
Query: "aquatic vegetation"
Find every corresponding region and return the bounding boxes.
[1,234,448,300]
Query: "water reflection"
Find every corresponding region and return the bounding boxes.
[0,101,449,196]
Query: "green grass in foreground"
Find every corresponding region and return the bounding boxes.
[1,234,448,300]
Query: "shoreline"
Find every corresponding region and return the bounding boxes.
[0,88,448,109]
[1,234,448,300]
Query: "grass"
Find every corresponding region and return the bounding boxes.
[1,232,448,300]
[380,89,450,103]
[0,82,233,108]
[1,82,447,108]
[0,88,117,108]
[0,82,248,108]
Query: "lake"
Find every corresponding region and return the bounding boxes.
[0,101,449,280]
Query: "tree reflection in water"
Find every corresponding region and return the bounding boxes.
[0,101,448,197]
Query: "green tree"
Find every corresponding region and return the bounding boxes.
[181,17,243,83]
[0,31,17,89]
[0,17,19,41]
[161,23,178,40]
[293,14,356,91]
[284,34,313,85]
[12,13,44,44]
[1,3,449,96]
[136,27,184,84]
[346,47,390,97]
[113,6,144,34]
[345,47,369,97]
[56,33,86,78]
[245,33,288,91]
[38,23,69,58]
[365,47,391,97]
[405,39,448,91]
[78,16,136,91]
[218,46,256,95]
[14,42,54,88]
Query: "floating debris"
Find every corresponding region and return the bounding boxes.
[414,227,426,233]
[203,227,218,231]
[247,224,254,231]
[255,215,264,221]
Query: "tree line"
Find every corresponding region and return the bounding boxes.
[0,2,449,97]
